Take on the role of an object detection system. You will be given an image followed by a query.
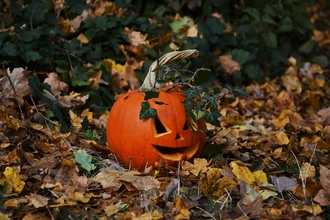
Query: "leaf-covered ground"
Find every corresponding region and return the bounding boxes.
[1,1,330,220]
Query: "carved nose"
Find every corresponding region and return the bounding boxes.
[175,133,184,140]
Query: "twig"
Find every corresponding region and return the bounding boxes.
[237,202,248,218]
[3,66,24,119]
[195,206,216,220]
[290,143,317,201]
[29,95,61,126]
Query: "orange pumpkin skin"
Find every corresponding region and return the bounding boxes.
[106,87,206,170]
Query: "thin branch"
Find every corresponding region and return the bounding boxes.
[29,95,60,126]
[3,66,24,119]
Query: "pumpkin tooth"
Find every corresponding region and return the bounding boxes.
[153,141,200,161]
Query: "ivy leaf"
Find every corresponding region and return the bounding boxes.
[203,107,221,127]
[74,150,96,172]
[192,109,205,121]
[184,88,200,100]
[140,101,157,119]
[144,91,159,100]
[225,84,249,97]
[203,94,219,104]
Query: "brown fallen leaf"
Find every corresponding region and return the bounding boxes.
[173,196,190,220]
[43,72,69,96]
[26,193,49,208]
[314,165,330,205]
[0,67,32,106]
[119,170,160,191]
[90,169,122,190]
[200,168,237,199]
[181,158,210,176]
[219,54,240,74]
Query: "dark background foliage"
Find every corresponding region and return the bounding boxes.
[0,0,329,107]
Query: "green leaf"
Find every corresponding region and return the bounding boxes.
[225,84,249,97]
[140,101,157,119]
[2,43,17,56]
[192,109,205,120]
[144,91,159,100]
[206,16,224,35]
[262,14,277,25]
[201,143,226,159]
[203,94,219,104]
[25,51,42,61]
[28,76,70,133]
[229,49,250,65]
[299,40,315,54]
[98,128,106,145]
[203,107,221,127]
[243,64,261,80]
[71,78,91,87]
[184,88,200,100]
[263,4,277,18]
[153,5,167,18]
[278,17,293,33]
[170,16,194,34]
[264,32,277,49]
[194,69,211,85]
[244,8,260,21]
[312,55,329,68]
[74,149,96,172]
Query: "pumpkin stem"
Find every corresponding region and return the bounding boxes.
[138,50,199,92]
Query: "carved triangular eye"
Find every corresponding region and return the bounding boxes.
[152,116,171,137]
[155,116,167,134]
[183,120,189,130]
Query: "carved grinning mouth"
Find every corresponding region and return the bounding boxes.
[152,141,200,161]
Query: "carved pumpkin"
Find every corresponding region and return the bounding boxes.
[106,50,206,170]
[106,86,206,169]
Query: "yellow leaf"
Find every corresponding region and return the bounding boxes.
[200,168,222,195]
[173,196,190,220]
[69,110,83,131]
[104,58,124,73]
[253,170,268,184]
[300,162,316,179]
[292,204,323,216]
[0,213,11,220]
[270,110,290,129]
[67,192,94,203]
[77,33,89,44]
[230,161,255,185]
[0,167,25,194]
[4,198,19,209]
[275,131,290,145]
[105,204,120,217]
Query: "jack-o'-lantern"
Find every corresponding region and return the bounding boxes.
[106,50,206,170]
